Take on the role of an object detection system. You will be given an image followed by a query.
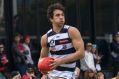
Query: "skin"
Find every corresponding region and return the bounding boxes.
[40,9,84,78]
[14,36,21,44]
[0,44,4,53]
[25,38,30,44]
[115,35,119,43]
[86,45,92,52]
[12,74,21,79]
[74,67,80,79]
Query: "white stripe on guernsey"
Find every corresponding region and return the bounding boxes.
[48,33,69,42]
[48,70,74,77]
[47,29,52,34]
[64,25,70,29]
[47,25,70,34]
[49,54,76,68]
[49,53,68,58]
[49,43,73,51]
[60,62,76,68]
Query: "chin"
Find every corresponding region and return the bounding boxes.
[60,22,65,26]
[58,24,64,27]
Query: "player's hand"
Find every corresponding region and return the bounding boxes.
[74,67,80,79]
[41,71,48,75]
[49,58,62,70]
[41,75,47,79]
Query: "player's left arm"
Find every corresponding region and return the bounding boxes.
[61,26,84,63]
[52,27,84,66]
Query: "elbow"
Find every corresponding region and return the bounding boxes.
[81,45,85,59]
[78,49,85,59]
[81,50,85,59]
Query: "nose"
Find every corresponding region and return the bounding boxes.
[59,14,64,20]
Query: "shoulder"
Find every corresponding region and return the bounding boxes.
[47,29,52,34]
[40,34,47,45]
[41,34,47,40]
[111,77,116,79]
[41,34,47,43]
[68,26,79,33]
[22,43,27,47]
[111,41,118,46]
[68,26,81,38]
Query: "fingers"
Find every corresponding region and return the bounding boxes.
[49,59,54,63]
[49,57,61,70]
[50,62,57,70]
[49,59,55,66]
[41,71,48,75]
[41,75,47,79]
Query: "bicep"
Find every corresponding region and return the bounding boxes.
[69,27,84,51]
[73,36,84,51]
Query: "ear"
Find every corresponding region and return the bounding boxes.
[50,18,53,22]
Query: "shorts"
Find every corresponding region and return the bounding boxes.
[47,70,75,79]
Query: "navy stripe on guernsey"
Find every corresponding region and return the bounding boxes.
[47,27,68,37]
[50,47,75,55]
[47,25,76,72]
[47,38,72,46]
[56,66,75,72]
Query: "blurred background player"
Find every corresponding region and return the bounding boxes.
[23,34,34,69]
[95,72,104,79]
[80,42,96,79]
[92,44,103,72]
[12,33,28,77]
[0,42,9,79]
[110,31,119,77]
[9,71,21,79]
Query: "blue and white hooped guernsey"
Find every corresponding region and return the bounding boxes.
[47,25,76,72]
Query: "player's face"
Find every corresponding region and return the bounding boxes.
[98,75,104,79]
[15,36,20,42]
[25,38,30,44]
[0,44,4,52]
[115,35,119,43]
[92,48,96,53]
[86,46,92,51]
[50,9,65,27]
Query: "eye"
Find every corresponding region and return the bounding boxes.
[55,14,60,17]
[55,13,64,17]
[62,13,64,16]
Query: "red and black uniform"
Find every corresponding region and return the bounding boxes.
[0,52,8,78]
[0,52,8,71]
[12,43,28,76]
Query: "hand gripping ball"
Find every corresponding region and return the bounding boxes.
[38,57,54,72]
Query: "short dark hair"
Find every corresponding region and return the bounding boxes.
[47,3,65,19]
[14,33,21,37]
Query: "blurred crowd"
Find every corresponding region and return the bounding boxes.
[0,33,39,79]
[0,31,119,79]
[74,31,119,79]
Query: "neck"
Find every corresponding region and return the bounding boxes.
[52,24,63,33]
[25,42,29,45]
[15,42,20,45]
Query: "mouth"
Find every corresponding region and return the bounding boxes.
[60,21,64,23]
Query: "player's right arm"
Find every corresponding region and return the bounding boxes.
[40,34,49,75]
[40,34,49,58]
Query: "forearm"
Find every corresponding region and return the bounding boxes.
[40,34,48,59]
[40,52,48,58]
[60,51,84,64]
[40,48,49,58]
